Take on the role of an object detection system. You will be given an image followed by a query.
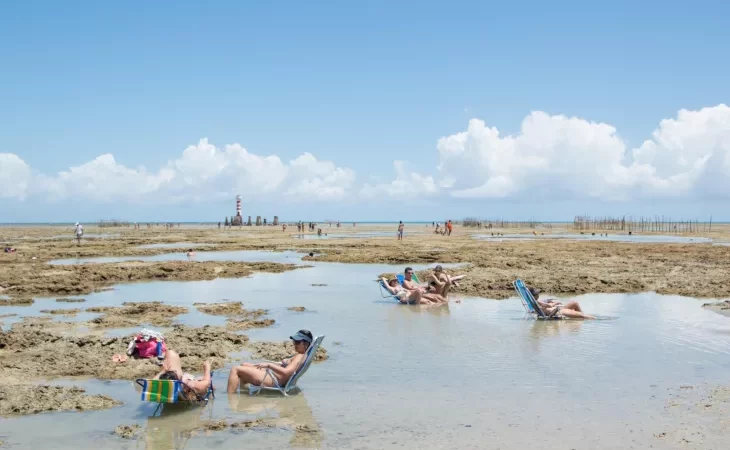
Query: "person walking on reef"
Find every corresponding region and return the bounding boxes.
[74,222,84,245]
[397,221,404,241]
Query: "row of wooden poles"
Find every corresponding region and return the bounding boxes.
[572,216,712,233]
[461,218,551,229]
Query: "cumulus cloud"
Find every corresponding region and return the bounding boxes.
[360,161,438,199]
[1,139,355,204]
[0,153,31,199]
[368,104,730,201]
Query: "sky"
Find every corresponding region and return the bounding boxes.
[1,0,729,223]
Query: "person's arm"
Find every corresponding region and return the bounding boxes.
[402,280,423,292]
[189,361,212,393]
[380,278,397,295]
[429,274,446,289]
[256,354,304,378]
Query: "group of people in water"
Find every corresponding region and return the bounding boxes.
[153,329,316,399]
[380,265,595,318]
[380,265,465,305]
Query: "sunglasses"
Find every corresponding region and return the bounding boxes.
[293,340,304,345]
[406,272,413,275]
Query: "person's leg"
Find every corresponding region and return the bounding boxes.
[227,365,273,393]
[439,278,453,298]
[162,350,184,377]
[559,308,595,319]
[423,293,447,304]
[562,301,583,312]
[407,290,423,305]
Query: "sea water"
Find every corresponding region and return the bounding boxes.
[1,262,730,449]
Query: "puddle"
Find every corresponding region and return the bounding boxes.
[2,262,730,448]
[473,233,713,244]
[136,242,219,249]
[48,250,311,266]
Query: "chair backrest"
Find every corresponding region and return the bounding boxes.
[283,335,325,391]
[396,274,405,285]
[137,379,183,403]
[513,279,546,318]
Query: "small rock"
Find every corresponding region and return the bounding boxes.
[114,424,141,439]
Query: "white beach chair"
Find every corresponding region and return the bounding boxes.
[248,335,325,396]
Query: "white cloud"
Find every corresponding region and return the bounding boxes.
[4,105,730,207]
[360,161,438,199]
[0,153,31,199]
[369,104,730,201]
[1,139,355,204]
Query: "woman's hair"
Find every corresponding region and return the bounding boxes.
[159,370,179,381]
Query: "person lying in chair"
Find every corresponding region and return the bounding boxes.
[402,267,449,304]
[226,330,313,393]
[529,287,595,319]
[154,350,212,401]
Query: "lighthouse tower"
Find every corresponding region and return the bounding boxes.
[231,195,243,226]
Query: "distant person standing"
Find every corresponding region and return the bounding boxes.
[397,221,404,241]
[446,220,453,236]
[74,222,84,245]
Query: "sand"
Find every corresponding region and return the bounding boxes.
[86,302,188,328]
[0,260,299,299]
[0,385,121,416]
[5,223,730,300]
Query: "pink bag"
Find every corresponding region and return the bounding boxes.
[135,337,166,359]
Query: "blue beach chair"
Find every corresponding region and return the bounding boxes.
[513,279,563,320]
[249,335,325,396]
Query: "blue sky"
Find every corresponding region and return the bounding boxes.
[1,1,729,222]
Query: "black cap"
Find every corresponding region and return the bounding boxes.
[290,329,313,343]
[528,287,541,297]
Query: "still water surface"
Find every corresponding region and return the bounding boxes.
[1,262,730,449]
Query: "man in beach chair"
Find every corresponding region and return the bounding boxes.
[226,330,315,393]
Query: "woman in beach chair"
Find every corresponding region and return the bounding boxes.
[153,350,213,401]
[529,287,595,319]
[379,277,432,305]
[226,330,314,393]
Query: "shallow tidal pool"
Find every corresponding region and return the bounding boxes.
[2,261,730,449]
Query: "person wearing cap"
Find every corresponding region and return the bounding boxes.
[74,222,83,245]
[529,287,594,319]
[226,329,314,393]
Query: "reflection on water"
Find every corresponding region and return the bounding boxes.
[48,250,311,266]
[2,262,730,449]
[473,233,712,244]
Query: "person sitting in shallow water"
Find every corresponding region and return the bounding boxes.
[227,330,313,393]
[380,277,430,305]
[154,350,212,401]
[529,287,595,319]
[428,265,466,296]
[401,267,450,304]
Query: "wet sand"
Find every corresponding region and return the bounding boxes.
[3,224,730,300]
